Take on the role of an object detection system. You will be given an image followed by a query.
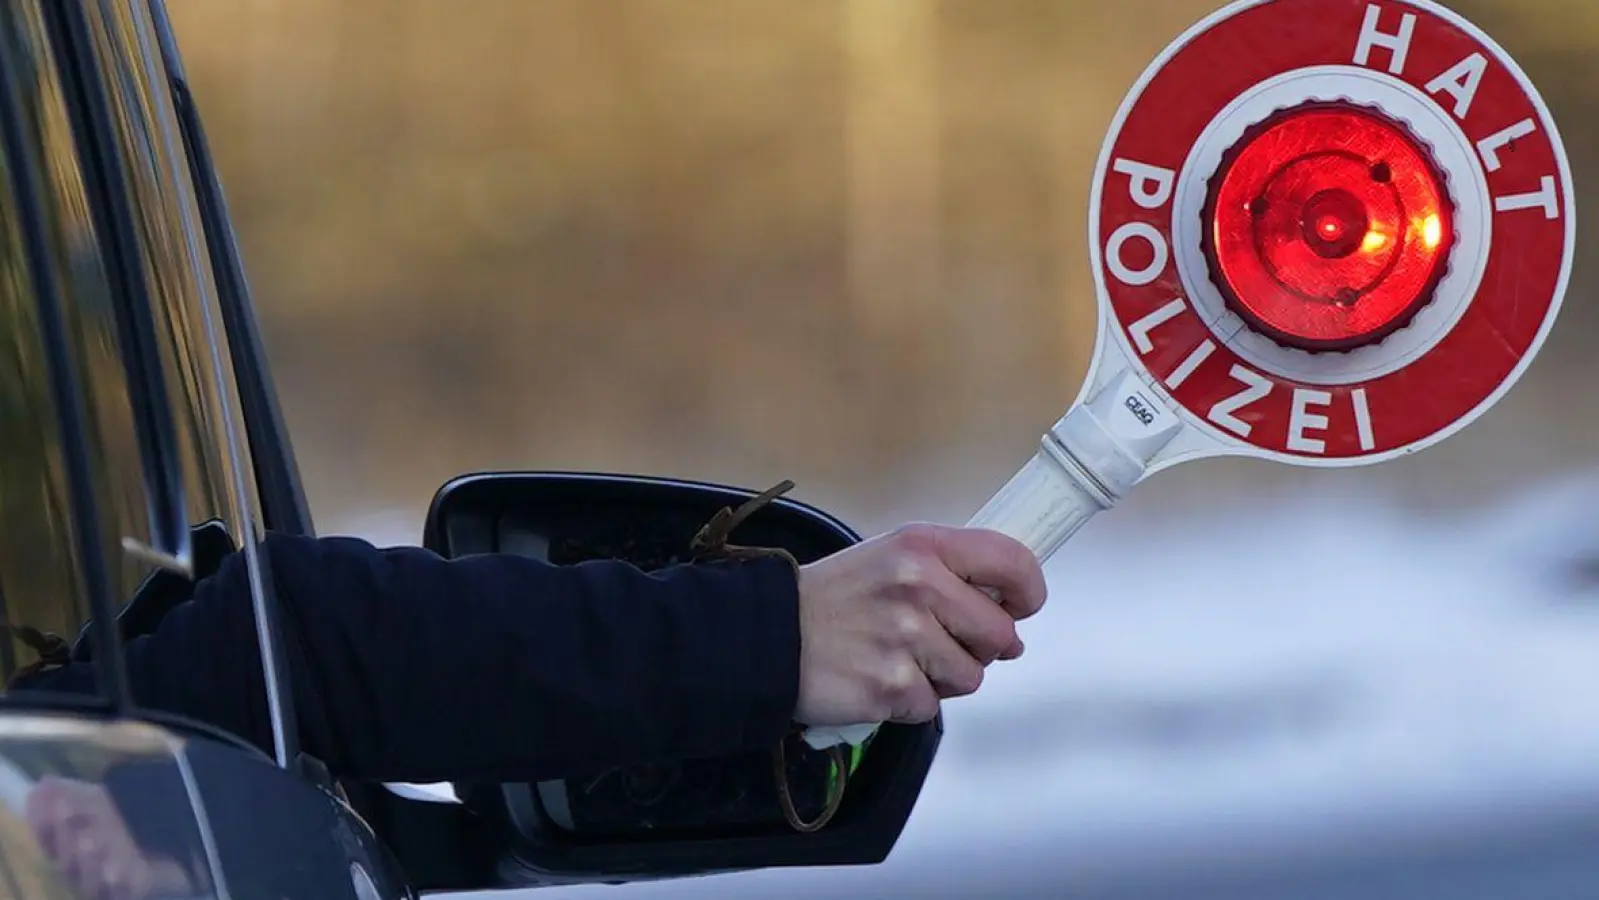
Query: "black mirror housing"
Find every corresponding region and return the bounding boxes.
[419,471,941,886]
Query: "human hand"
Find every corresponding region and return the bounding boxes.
[792,524,1047,727]
[25,775,194,900]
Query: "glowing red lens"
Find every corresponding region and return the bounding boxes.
[1204,105,1453,352]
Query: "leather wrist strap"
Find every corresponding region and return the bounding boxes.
[688,480,848,832]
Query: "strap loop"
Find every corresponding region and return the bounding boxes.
[689,480,848,832]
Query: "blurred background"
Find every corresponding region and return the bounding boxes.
[166,1,1599,897]
[168,0,1597,540]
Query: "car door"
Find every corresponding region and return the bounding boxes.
[0,0,415,896]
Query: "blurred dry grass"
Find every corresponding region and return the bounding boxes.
[166,1,1598,534]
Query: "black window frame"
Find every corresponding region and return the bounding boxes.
[0,2,133,713]
[37,0,195,576]
[148,0,314,541]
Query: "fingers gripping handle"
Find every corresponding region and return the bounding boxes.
[801,369,1184,752]
[799,450,1100,753]
[800,452,1103,752]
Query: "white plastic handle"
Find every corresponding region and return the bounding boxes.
[802,368,1184,750]
[799,454,1101,752]
[964,442,1107,561]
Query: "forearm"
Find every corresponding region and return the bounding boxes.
[124,533,802,783]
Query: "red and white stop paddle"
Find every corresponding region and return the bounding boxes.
[807,0,1574,750]
[966,0,1574,558]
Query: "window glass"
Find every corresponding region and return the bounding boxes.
[81,0,256,541]
[0,132,89,683]
[0,0,255,689]
[0,0,142,688]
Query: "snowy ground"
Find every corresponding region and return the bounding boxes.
[347,471,1599,900]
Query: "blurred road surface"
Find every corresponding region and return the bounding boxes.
[342,471,1599,900]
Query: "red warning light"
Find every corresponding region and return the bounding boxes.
[1204,104,1454,352]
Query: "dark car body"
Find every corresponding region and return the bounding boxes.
[0,0,420,896]
[0,2,937,895]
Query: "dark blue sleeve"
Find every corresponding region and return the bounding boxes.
[16,533,803,784]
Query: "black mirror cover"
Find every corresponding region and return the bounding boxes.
[421,471,941,885]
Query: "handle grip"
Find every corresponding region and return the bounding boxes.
[802,369,1184,751]
[800,449,1105,752]
[963,445,1107,562]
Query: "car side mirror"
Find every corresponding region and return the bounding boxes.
[419,471,941,886]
